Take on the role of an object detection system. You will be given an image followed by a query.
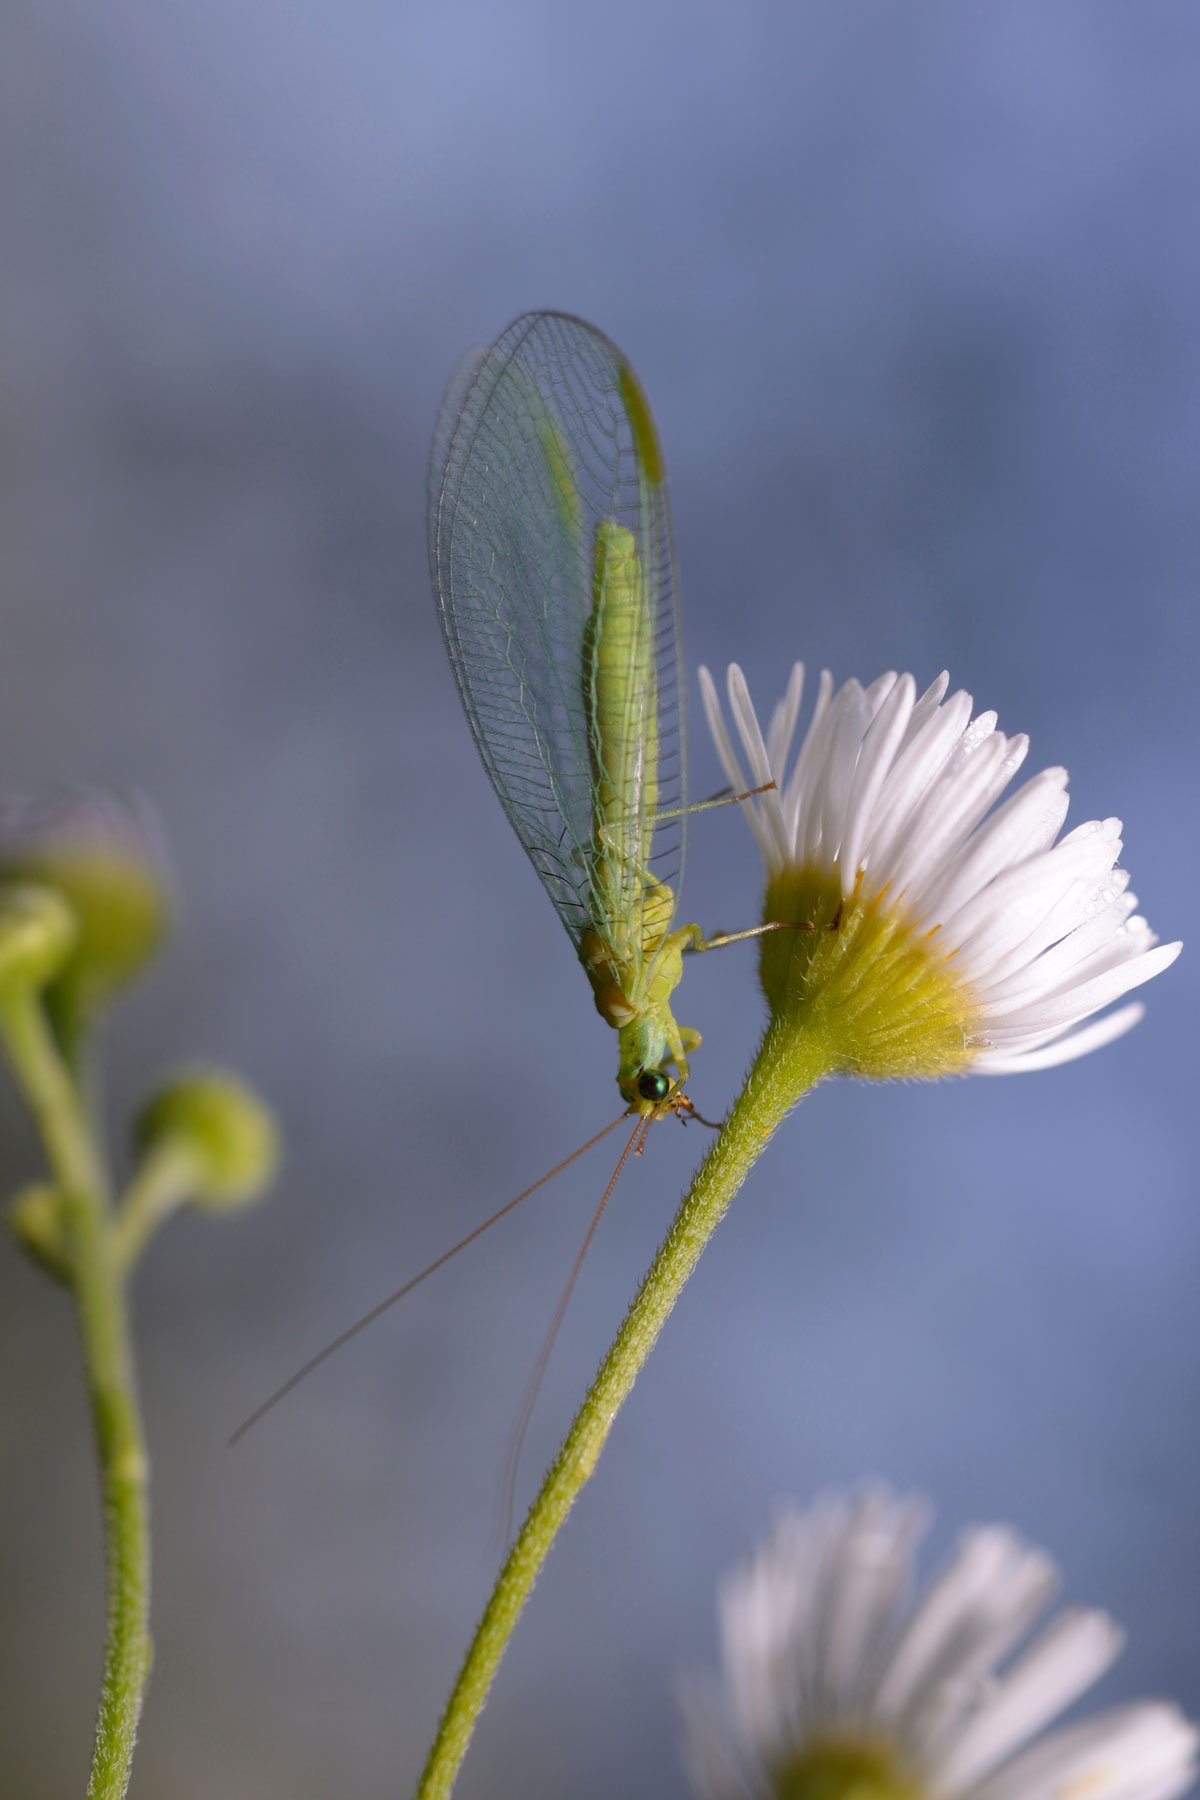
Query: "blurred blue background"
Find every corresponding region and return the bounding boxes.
[1,3,1197,1795]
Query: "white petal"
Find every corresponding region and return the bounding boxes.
[727,664,777,794]
[727,665,793,869]
[977,893,1142,1008]
[887,728,1010,907]
[765,663,806,773]
[974,1003,1146,1072]
[815,1489,930,1719]
[873,1528,1059,1734]
[922,765,1068,926]
[816,682,872,869]
[932,1608,1124,1793]
[972,1703,1200,1800]
[839,675,918,899]
[982,941,1181,1034]
[780,668,835,848]
[700,664,751,798]
[951,834,1126,982]
[902,670,952,746]
[866,688,976,874]
[698,666,777,870]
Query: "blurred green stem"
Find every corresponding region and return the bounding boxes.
[0,990,151,1800]
[113,1138,196,1273]
[414,1015,832,1799]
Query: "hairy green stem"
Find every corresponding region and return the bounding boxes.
[415,1015,831,1798]
[1,992,151,1800]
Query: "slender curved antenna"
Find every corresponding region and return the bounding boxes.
[228,1111,631,1445]
[495,1113,651,1547]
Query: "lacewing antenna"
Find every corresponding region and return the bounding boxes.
[228,1110,631,1446]
[494,1112,651,1547]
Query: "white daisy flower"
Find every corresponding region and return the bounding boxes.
[681,1489,1199,1800]
[699,664,1180,1078]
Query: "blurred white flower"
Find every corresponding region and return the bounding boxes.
[681,1489,1198,1800]
[700,664,1179,1077]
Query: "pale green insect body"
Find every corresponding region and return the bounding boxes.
[579,520,701,1111]
[430,311,708,1117]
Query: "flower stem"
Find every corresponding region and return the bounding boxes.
[414,1015,831,1799]
[112,1138,198,1274]
[0,991,151,1800]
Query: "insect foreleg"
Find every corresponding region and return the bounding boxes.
[662,1018,702,1076]
[679,919,814,955]
[647,780,778,825]
[602,780,778,834]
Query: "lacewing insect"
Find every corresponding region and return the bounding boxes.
[431,309,762,1119]
[231,313,784,1453]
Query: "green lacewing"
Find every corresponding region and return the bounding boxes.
[230,313,780,1451]
[430,308,718,1119]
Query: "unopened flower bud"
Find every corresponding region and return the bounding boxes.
[8,1183,71,1284]
[0,792,171,1024]
[0,885,77,994]
[134,1069,279,1210]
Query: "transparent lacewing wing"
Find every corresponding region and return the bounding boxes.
[429,311,700,1115]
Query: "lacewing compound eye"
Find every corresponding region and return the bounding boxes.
[637,1069,672,1103]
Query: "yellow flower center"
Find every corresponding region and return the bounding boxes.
[770,1734,925,1800]
[759,865,978,1081]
